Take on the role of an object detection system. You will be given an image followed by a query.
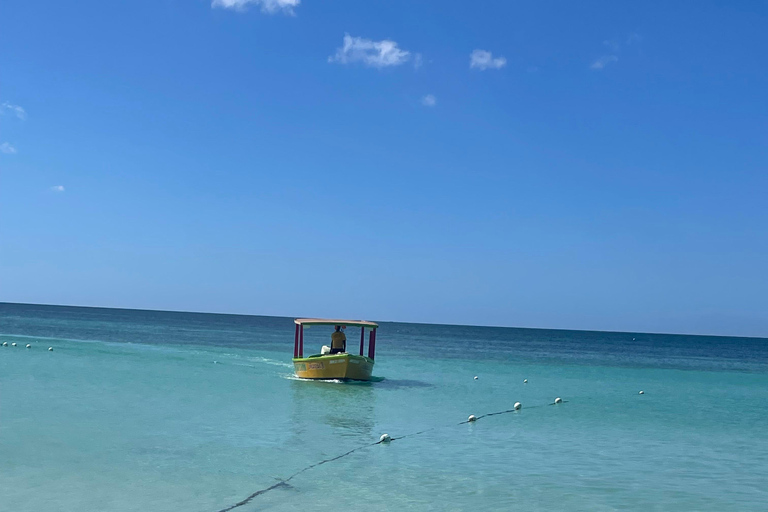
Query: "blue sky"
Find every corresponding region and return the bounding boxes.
[1,0,767,336]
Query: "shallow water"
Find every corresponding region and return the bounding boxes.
[1,303,767,511]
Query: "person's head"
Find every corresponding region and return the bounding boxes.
[335,325,341,332]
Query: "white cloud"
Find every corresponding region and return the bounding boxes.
[50,185,65,193]
[211,0,299,14]
[328,34,411,68]
[590,55,618,70]
[0,142,17,154]
[1,102,26,120]
[470,50,507,70]
[421,94,437,107]
[413,53,423,70]
[591,34,639,70]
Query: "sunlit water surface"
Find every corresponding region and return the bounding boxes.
[1,303,767,511]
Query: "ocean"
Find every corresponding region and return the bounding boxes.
[1,302,767,511]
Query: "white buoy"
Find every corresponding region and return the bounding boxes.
[554,397,562,404]
[2,342,6,346]
[468,414,477,422]
[11,343,17,347]
[514,402,521,410]
[639,390,644,395]
[523,379,528,383]
[474,376,478,380]
[48,347,53,351]
[26,344,31,349]
[379,433,391,443]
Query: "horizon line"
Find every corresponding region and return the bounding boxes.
[1,301,765,341]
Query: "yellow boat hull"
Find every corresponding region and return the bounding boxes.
[293,353,374,381]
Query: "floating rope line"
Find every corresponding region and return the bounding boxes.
[215,439,386,512]
[214,399,568,512]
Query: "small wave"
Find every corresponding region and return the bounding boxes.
[281,374,345,384]
[0,333,101,344]
[247,356,293,369]
[214,361,257,369]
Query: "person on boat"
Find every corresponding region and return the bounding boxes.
[330,325,346,354]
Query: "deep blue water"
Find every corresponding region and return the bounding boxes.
[1,302,767,511]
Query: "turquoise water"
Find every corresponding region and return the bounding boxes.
[1,303,767,511]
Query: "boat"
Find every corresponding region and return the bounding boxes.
[292,318,379,381]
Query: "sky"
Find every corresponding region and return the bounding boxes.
[1,0,767,337]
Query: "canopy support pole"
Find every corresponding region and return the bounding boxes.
[299,325,304,358]
[294,323,300,358]
[368,328,376,360]
[359,327,365,356]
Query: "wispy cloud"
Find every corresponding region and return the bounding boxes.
[0,142,17,154]
[1,102,26,120]
[50,185,65,193]
[421,94,437,107]
[211,0,299,14]
[602,40,620,53]
[328,34,411,68]
[413,53,423,70]
[469,50,506,70]
[590,55,618,70]
[591,34,641,70]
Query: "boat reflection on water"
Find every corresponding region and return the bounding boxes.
[289,378,376,440]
